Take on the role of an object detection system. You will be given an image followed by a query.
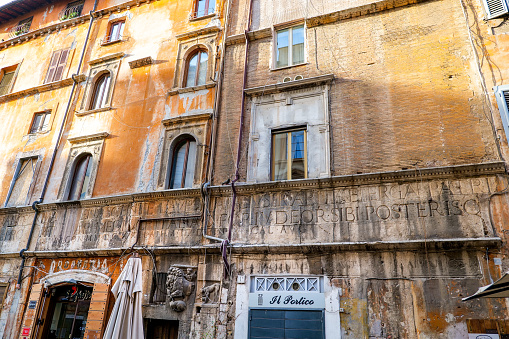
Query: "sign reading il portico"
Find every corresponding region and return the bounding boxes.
[249,292,325,309]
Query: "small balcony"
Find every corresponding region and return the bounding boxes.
[59,4,84,21]
[8,22,30,38]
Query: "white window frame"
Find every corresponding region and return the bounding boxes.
[273,24,306,69]
[482,0,509,19]
[494,85,509,142]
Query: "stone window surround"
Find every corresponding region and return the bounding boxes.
[172,30,219,91]
[3,149,44,207]
[78,53,123,114]
[246,75,333,183]
[156,113,212,190]
[58,132,108,201]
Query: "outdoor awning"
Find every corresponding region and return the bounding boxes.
[463,272,509,301]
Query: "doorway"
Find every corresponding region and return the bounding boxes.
[145,319,179,339]
[41,284,93,339]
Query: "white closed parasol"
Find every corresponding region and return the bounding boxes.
[103,256,144,339]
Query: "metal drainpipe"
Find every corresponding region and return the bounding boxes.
[201,0,234,243]
[226,0,254,244]
[16,1,99,288]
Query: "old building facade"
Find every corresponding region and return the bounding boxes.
[0,0,509,338]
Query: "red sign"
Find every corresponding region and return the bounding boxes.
[22,328,30,335]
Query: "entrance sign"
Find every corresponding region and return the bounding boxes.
[249,291,325,309]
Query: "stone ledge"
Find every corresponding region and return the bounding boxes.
[68,132,109,144]
[0,161,505,213]
[168,82,216,95]
[75,106,113,116]
[162,112,212,126]
[175,26,221,40]
[244,74,334,95]
[0,74,85,103]
[17,237,502,258]
[89,52,125,65]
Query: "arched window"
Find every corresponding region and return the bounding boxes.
[67,153,93,200]
[169,137,197,189]
[89,72,111,110]
[185,50,208,87]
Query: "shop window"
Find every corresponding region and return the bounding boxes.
[44,49,70,84]
[0,64,19,96]
[66,153,93,201]
[169,136,197,189]
[40,285,93,339]
[192,0,215,18]
[5,157,38,207]
[184,50,208,87]
[59,0,84,20]
[89,72,111,110]
[29,111,51,133]
[105,20,125,43]
[275,25,305,68]
[482,0,509,19]
[272,128,307,181]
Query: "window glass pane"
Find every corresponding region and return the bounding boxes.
[68,155,91,200]
[31,114,43,133]
[91,74,110,110]
[197,52,208,86]
[171,142,187,188]
[292,25,305,65]
[110,23,120,41]
[276,29,289,68]
[186,54,199,87]
[42,113,50,130]
[208,0,216,14]
[0,71,15,96]
[79,157,93,199]
[291,130,305,179]
[184,141,196,188]
[273,133,288,180]
[197,0,206,16]
[6,158,35,207]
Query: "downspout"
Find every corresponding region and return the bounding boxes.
[16,1,99,289]
[201,0,233,244]
[220,0,254,277]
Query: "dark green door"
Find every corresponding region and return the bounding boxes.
[249,309,325,339]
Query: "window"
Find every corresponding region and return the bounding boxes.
[193,0,215,18]
[30,111,51,133]
[185,50,208,87]
[0,283,7,305]
[275,25,305,68]
[482,0,509,19]
[0,64,18,96]
[89,73,111,110]
[44,49,70,83]
[11,17,32,37]
[272,129,307,181]
[169,137,197,189]
[5,157,37,207]
[60,0,84,20]
[66,153,93,200]
[494,85,509,142]
[106,21,125,43]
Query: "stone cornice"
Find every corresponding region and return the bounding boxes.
[175,26,221,40]
[16,237,502,258]
[0,74,85,103]
[89,52,125,65]
[0,162,505,214]
[0,16,90,50]
[168,82,216,95]
[68,132,109,144]
[162,113,212,126]
[244,74,334,96]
